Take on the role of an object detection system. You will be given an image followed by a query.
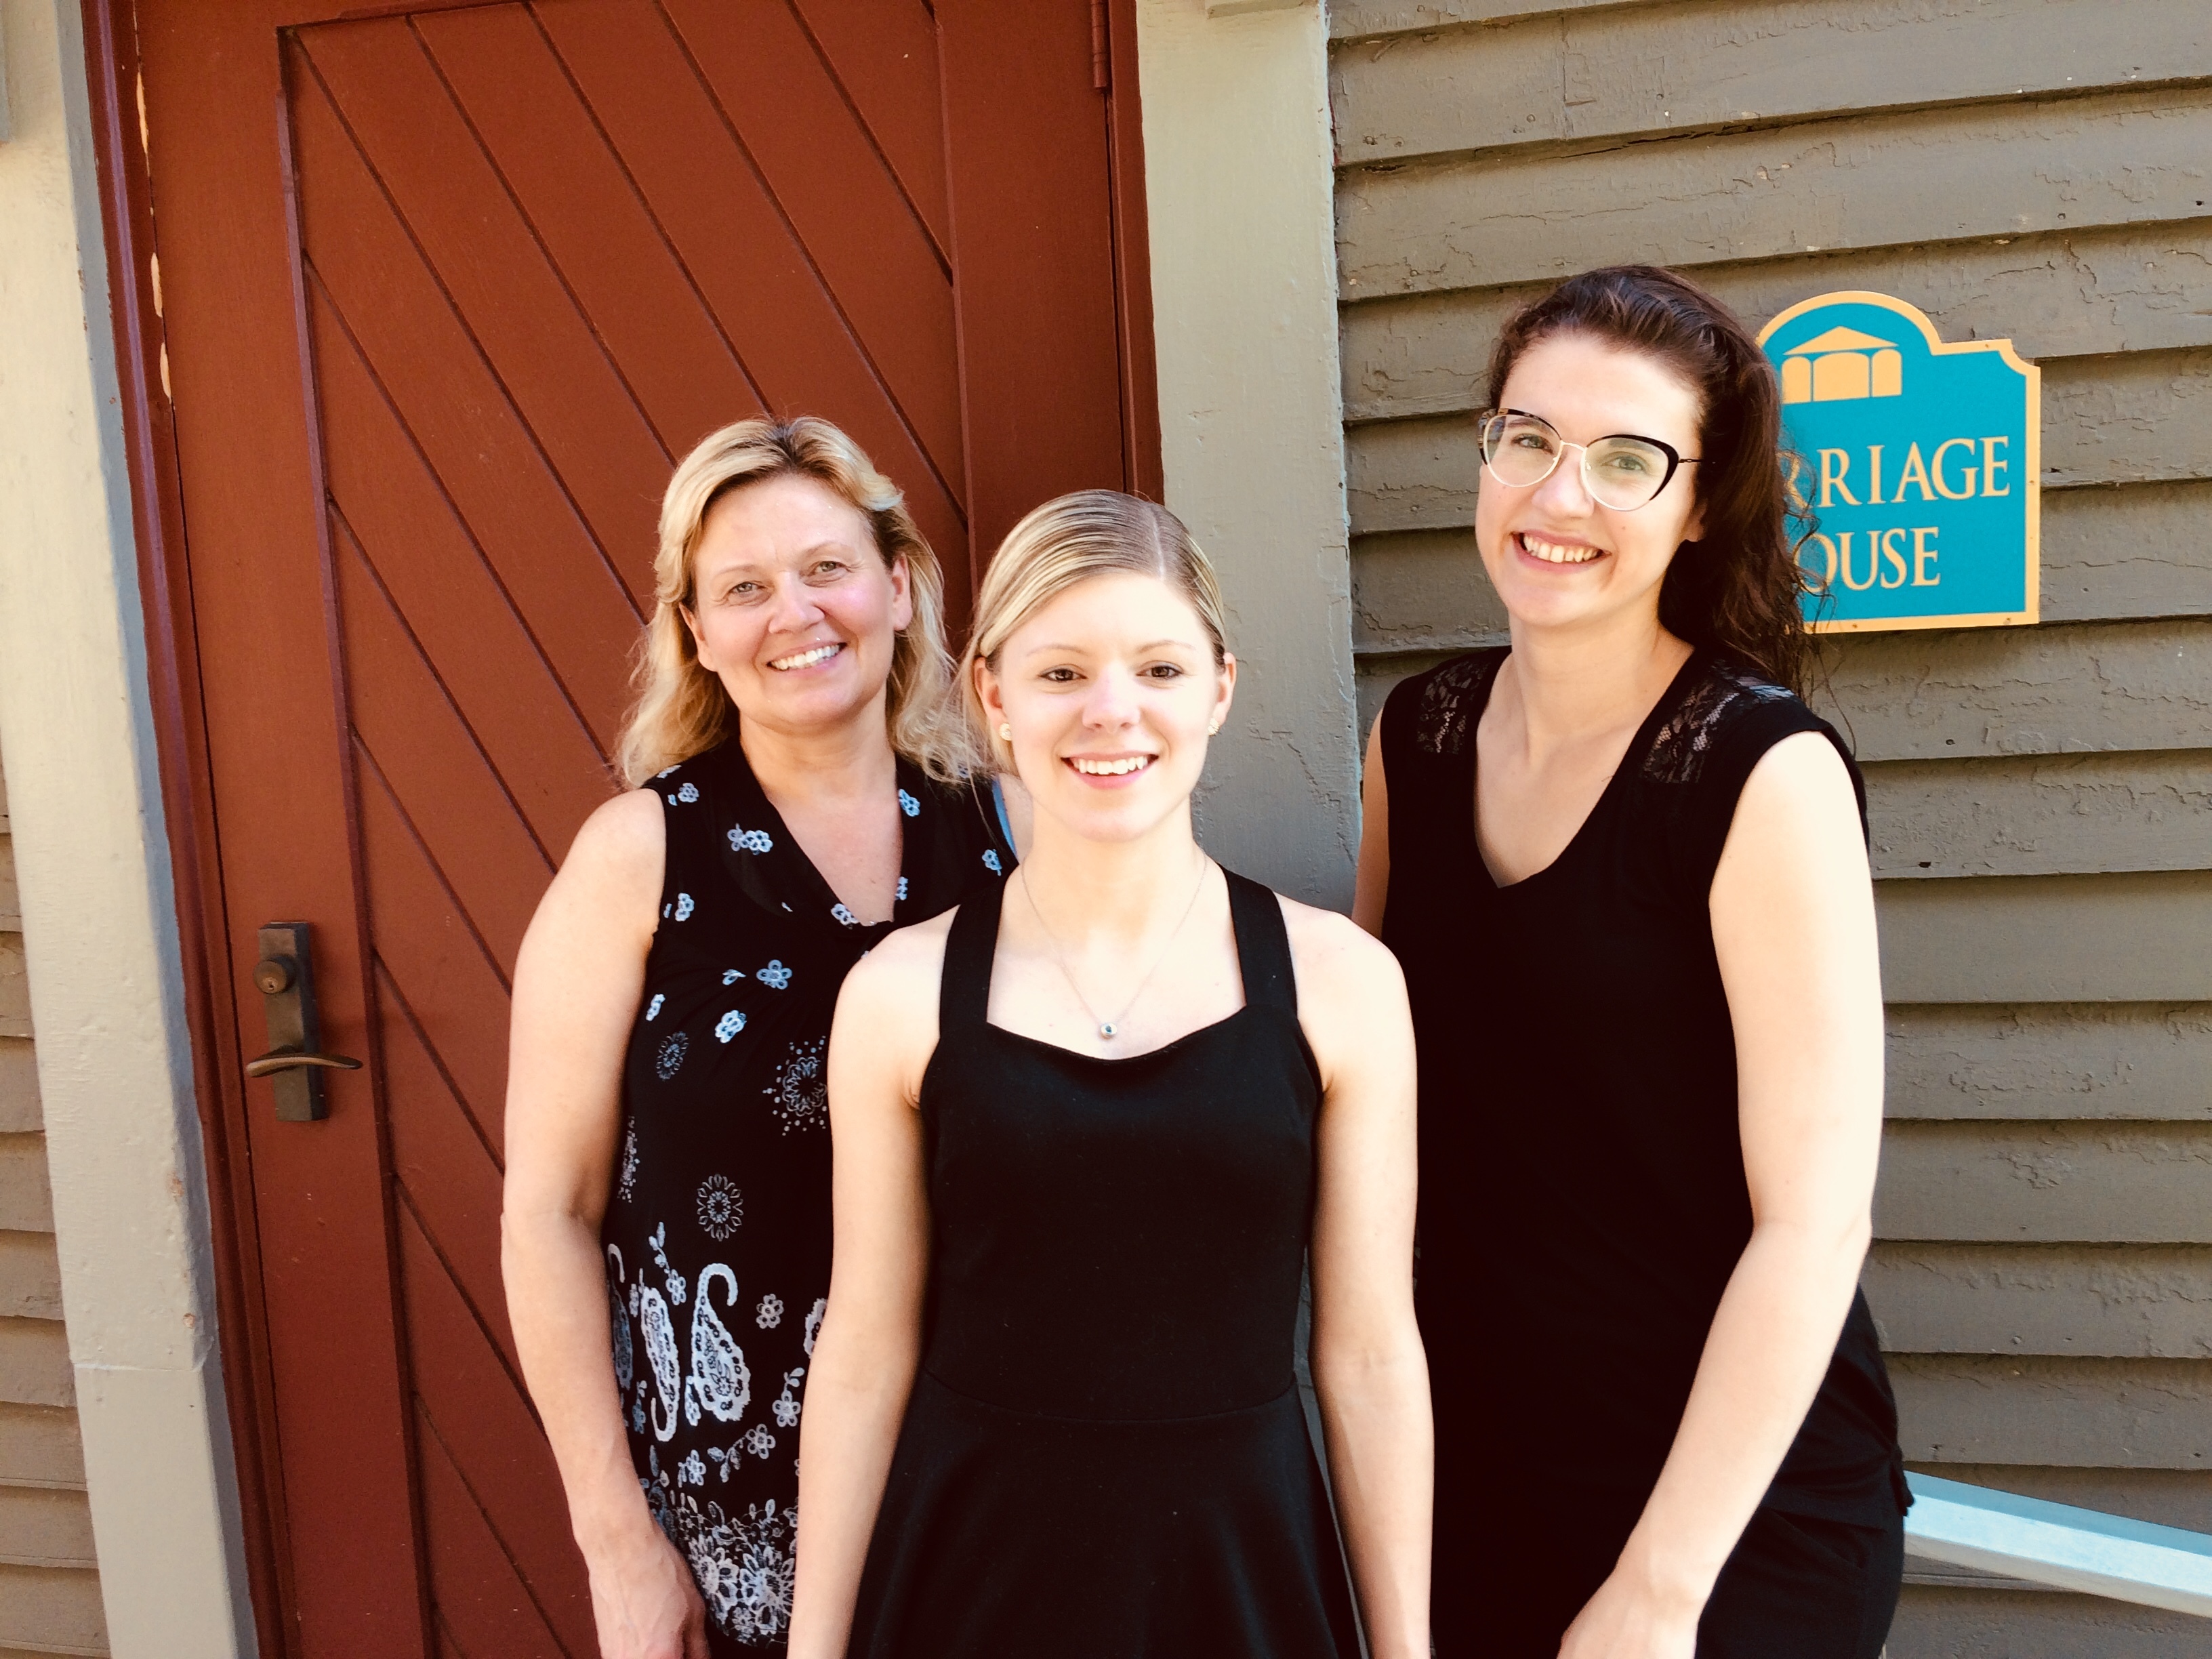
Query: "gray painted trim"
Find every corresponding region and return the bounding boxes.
[1140,0,1359,907]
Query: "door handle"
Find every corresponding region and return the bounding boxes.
[247,922,361,1122]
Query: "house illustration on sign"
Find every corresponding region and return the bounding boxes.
[1781,325,1905,404]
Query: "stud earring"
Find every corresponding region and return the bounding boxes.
[998,723,1013,741]
[1206,721,1220,736]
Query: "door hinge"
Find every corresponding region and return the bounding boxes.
[1092,0,1110,91]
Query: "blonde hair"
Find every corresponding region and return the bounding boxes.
[962,490,1228,773]
[614,417,976,785]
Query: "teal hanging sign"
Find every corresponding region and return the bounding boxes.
[1758,292,2039,632]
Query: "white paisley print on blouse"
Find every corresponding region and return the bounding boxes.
[715,1009,746,1043]
[605,1246,634,1393]
[684,1263,752,1427]
[755,959,792,989]
[756,1293,783,1330]
[830,901,858,926]
[674,892,695,922]
[639,1282,680,1442]
[897,787,920,817]
[728,823,774,855]
[764,1038,827,1134]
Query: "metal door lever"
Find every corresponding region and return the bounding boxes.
[247,922,360,1121]
[243,1050,363,1078]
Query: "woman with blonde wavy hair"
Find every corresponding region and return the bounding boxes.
[504,417,1017,1658]
[790,491,1431,1658]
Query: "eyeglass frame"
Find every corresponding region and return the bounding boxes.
[1476,407,1700,510]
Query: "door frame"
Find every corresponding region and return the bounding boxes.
[79,2,1160,1652]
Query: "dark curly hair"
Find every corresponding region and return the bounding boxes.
[1486,266,1814,695]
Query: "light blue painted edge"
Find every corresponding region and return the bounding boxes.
[1905,1472,2212,1617]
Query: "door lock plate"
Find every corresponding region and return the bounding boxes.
[247,921,359,1122]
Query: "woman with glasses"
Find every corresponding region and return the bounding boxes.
[1352,267,1906,1658]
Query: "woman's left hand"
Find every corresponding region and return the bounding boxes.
[1556,1568,1701,1659]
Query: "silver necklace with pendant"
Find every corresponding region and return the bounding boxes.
[1017,855,1213,1040]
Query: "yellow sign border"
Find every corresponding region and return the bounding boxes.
[1757,291,2041,634]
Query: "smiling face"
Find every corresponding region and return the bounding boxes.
[976,570,1235,846]
[1477,331,1707,639]
[684,472,912,741]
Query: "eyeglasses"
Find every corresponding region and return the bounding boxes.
[1477,409,1699,512]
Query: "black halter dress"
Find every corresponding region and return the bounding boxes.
[601,734,1010,1651]
[846,870,1361,1658]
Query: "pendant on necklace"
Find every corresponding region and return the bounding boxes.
[1099,1021,1118,1038]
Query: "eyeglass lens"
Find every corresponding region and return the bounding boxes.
[1479,413,1674,510]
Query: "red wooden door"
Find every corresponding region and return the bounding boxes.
[113,3,1155,1654]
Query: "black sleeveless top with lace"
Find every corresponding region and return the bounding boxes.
[1379,649,1906,1639]
[599,735,1011,1652]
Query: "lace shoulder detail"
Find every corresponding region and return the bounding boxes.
[1641,660,1799,785]
[1412,651,1505,756]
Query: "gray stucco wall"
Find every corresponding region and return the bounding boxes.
[1330,1,2212,1650]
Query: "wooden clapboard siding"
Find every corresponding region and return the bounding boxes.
[1887,1004,2212,1122]
[1866,752,2212,880]
[1343,223,2212,425]
[0,748,106,1652]
[1347,354,2210,532]
[1334,0,2212,1645]
[1336,86,2212,300]
[1877,1123,2212,1244]
[1866,1245,2212,1358]
[1332,0,2206,163]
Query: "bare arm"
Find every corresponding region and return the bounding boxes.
[1351,716,1391,936]
[1562,732,1885,1658]
[1290,900,1431,1658]
[502,787,709,1659]
[787,920,944,1659]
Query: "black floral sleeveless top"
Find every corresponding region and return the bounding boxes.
[601,733,1012,1650]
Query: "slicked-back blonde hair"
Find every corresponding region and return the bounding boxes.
[615,416,976,785]
[962,490,1228,774]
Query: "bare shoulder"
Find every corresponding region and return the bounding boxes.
[1275,893,1408,1004]
[836,907,955,1017]
[1732,730,1862,843]
[561,785,664,887]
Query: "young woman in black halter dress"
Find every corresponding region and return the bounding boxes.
[789,493,1433,1659]
[1354,268,1907,1658]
